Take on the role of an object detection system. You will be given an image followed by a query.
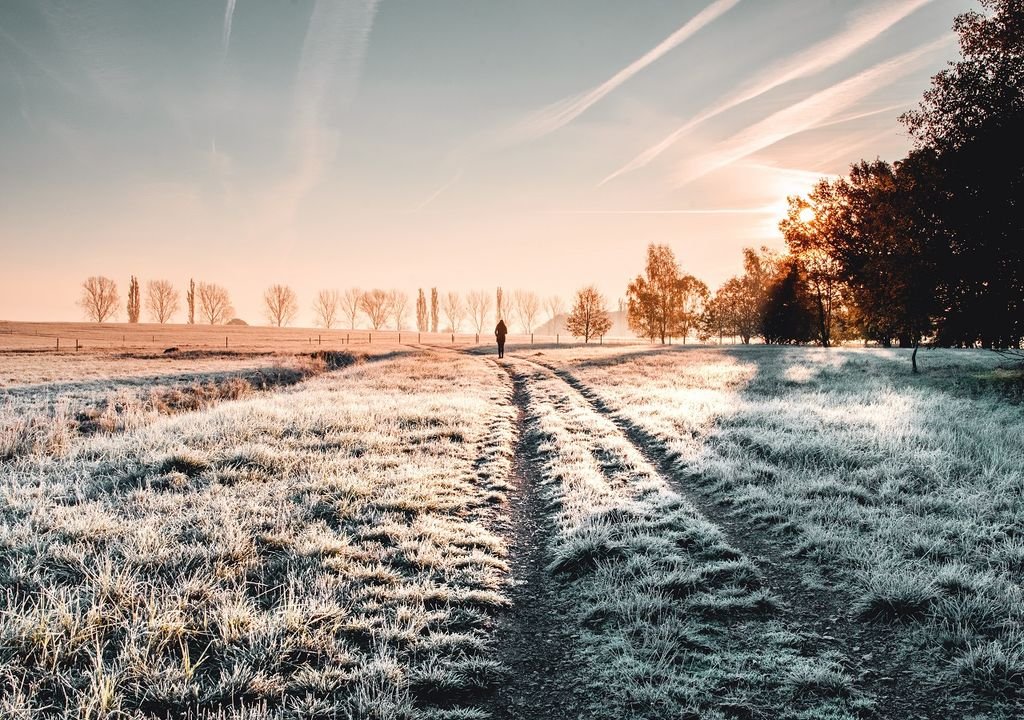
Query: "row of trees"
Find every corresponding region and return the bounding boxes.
[79,277,233,325]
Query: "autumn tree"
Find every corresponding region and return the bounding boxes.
[197,282,233,325]
[430,288,439,332]
[513,290,541,333]
[443,291,464,332]
[675,275,709,343]
[566,286,612,343]
[416,289,429,332]
[389,290,410,331]
[467,290,492,334]
[341,288,363,330]
[313,289,340,329]
[186,279,196,324]
[264,284,298,327]
[79,276,119,323]
[761,259,815,344]
[127,276,141,323]
[145,279,179,323]
[359,289,390,330]
[627,243,697,343]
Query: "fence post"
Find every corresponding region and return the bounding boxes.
[56,337,60,351]
[398,332,401,343]
[76,339,80,351]
[369,333,372,344]
[600,335,603,345]
[475,333,479,344]
[418,332,421,343]
[451,333,454,344]
[556,334,559,344]
[225,336,228,348]
[318,335,321,345]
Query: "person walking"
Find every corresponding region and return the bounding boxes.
[495,318,508,358]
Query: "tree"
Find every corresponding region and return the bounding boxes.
[186,279,196,324]
[495,287,505,323]
[389,290,410,331]
[430,288,439,332]
[416,289,429,332]
[675,275,709,343]
[79,276,119,323]
[545,295,565,333]
[145,279,179,323]
[313,289,340,329]
[127,276,141,323]
[264,284,298,327]
[761,259,815,344]
[341,288,363,330]
[566,286,612,343]
[467,290,493,334]
[627,243,691,343]
[197,282,234,325]
[512,290,541,333]
[359,289,390,330]
[899,0,1024,349]
[443,291,464,332]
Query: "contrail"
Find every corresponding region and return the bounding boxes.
[670,34,954,187]
[222,0,237,57]
[412,169,464,213]
[504,0,739,145]
[600,0,936,185]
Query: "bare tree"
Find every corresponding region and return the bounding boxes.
[360,289,390,330]
[264,284,298,327]
[467,290,493,334]
[430,288,439,332]
[146,279,180,323]
[443,291,464,332]
[197,282,234,325]
[127,276,141,323]
[389,290,410,331]
[512,289,541,333]
[545,295,565,333]
[416,289,429,332]
[313,289,340,329]
[496,286,505,323]
[566,286,612,343]
[79,276,119,323]
[186,279,196,324]
[341,288,363,329]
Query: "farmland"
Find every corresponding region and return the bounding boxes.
[1,329,1022,719]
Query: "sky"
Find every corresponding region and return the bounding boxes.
[0,0,973,324]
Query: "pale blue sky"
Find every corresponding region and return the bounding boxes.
[0,0,971,323]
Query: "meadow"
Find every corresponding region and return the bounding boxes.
[1,328,1021,719]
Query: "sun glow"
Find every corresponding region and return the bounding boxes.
[798,207,816,223]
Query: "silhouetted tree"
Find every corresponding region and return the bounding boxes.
[495,287,504,324]
[127,276,141,323]
[359,289,390,330]
[761,260,815,344]
[79,276,119,323]
[467,290,492,334]
[197,282,233,325]
[416,289,429,332]
[146,280,179,323]
[430,288,439,332]
[513,290,540,333]
[443,291,464,332]
[314,289,340,329]
[186,279,195,324]
[567,286,612,343]
[341,288,363,330]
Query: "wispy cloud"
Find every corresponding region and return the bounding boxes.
[502,0,739,146]
[601,0,936,185]
[222,0,237,58]
[671,34,954,187]
[411,169,464,213]
[273,0,379,228]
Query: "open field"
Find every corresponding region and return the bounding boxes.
[1,340,1022,718]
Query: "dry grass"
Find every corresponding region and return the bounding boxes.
[0,351,515,719]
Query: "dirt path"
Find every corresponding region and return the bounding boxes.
[480,361,587,720]
[513,354,956,720]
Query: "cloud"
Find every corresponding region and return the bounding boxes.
[222,0,237,57]
[601,0,936,185]
[501,0,739,146]
[272,0,379,229]
[411,169,464,213]
[671,34,954,187]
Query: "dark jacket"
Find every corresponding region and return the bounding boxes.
[495,320,508,339]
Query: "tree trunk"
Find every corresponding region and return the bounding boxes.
[911,340,920,374]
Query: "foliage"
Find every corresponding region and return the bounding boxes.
[126,276,141,324]
[566,286,612,343]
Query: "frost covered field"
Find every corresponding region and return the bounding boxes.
[1,343,1022,719]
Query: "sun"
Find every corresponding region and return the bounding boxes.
[798,207,816,223]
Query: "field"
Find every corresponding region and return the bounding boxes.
[1,326,1022,719]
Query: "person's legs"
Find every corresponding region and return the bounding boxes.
[498,339,504,358]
